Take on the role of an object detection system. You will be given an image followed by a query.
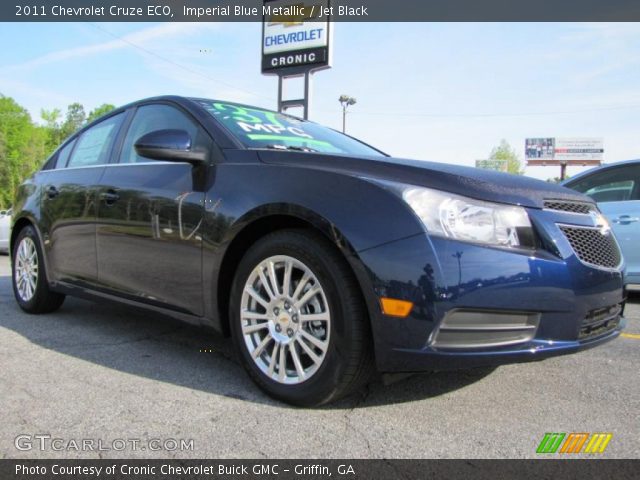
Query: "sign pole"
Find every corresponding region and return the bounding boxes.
[276,71,312,119]
[303,70,311,120]
[277,75,284,113]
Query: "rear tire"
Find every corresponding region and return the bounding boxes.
[12,225,65,314]
[229,229,373,406]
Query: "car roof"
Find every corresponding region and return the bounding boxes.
[79,94,298,141]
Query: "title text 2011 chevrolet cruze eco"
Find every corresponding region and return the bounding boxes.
[10,96,626,405]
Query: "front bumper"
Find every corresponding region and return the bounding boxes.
[354,207,625,373]
[376,317,624,372]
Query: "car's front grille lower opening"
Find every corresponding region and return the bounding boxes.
[544,200,595,214]
[559,226,621,269]
[580,304,622,340]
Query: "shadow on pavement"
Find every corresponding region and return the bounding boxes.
[0,274,495,409]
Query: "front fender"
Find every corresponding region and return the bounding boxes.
[200,156,425,331]
[210,159,424,252]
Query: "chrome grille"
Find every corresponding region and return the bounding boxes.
[544,200,594,214]
[560,226,621,269]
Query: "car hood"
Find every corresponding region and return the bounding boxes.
[257,151,593,209]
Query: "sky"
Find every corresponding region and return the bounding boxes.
[1,21,639,180]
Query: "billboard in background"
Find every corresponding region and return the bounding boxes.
[525,137,603,166]
[475,159,508,172]
[262,0,331,73]
[554,137,604,162]
[525,138,555,161]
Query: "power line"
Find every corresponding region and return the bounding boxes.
[87,23,274,103]
[86,24,640,121]
[344,103,640,119]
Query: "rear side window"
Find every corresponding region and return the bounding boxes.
[567,165,640,203]
[119,104,201,164]
[67,113,123,168]
[52,139,76,169]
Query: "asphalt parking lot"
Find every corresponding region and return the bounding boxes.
[0,254,638,459]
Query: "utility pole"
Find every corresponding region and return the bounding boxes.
[339,95,356,133]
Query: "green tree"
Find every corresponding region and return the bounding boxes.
[41,108,63,153]
[61,102,86,139]
[0,129,7,206]
[546,175,570,184]
[489,139,524,175]
[0,95,47,208]
[86,103,115,124]
[0,96,121,209]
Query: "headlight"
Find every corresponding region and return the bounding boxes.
[402,186,534,248]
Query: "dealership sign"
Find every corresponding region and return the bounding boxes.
[526,137,603,166]
[262,0,331,73]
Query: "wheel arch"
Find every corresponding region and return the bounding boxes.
[10,214,55,285]
[215,205,378,340]
[10,215,40,257]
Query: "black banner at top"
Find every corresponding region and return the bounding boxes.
[5,0,640,22]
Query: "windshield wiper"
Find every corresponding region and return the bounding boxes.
[263,144,318,153]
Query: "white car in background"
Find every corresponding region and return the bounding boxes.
[0,208,11,254]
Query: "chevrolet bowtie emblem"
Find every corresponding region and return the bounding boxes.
[589,210,611,235]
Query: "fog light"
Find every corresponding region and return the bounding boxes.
[431,309,540,349]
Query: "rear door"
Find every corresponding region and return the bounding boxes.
[40,113,125,284]
[95,103,208,315]
[567,164,640,284]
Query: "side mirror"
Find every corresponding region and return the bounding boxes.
[134,129,207,164]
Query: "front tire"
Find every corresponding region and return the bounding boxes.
[229,229,373,406]
[12,225,65,314]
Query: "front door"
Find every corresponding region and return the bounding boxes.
[600,199,640,283]
[95,103,207,315]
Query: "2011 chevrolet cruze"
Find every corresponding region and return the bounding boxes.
[10,96,625,405]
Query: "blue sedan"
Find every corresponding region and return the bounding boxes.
[8,96,626,405]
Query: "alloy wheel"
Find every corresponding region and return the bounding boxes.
[15,237,38,302]
[240,255,331,385]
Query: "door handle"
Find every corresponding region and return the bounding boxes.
[46,185,59,199]
[100,189,120,205]
[612,215,639,225]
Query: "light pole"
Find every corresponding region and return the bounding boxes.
[339,95,356,133]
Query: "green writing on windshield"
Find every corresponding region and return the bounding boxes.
[200,99,384,157]
[246,135,332,147]
[213,102,284,127]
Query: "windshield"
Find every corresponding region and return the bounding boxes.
[197,100,384,157]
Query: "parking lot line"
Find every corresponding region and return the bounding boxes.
[621,333,640,340]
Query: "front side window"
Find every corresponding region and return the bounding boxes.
[567,165,640,203]
[66,113,123,168]
[119,104,201,164]
[197,100,384,157]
